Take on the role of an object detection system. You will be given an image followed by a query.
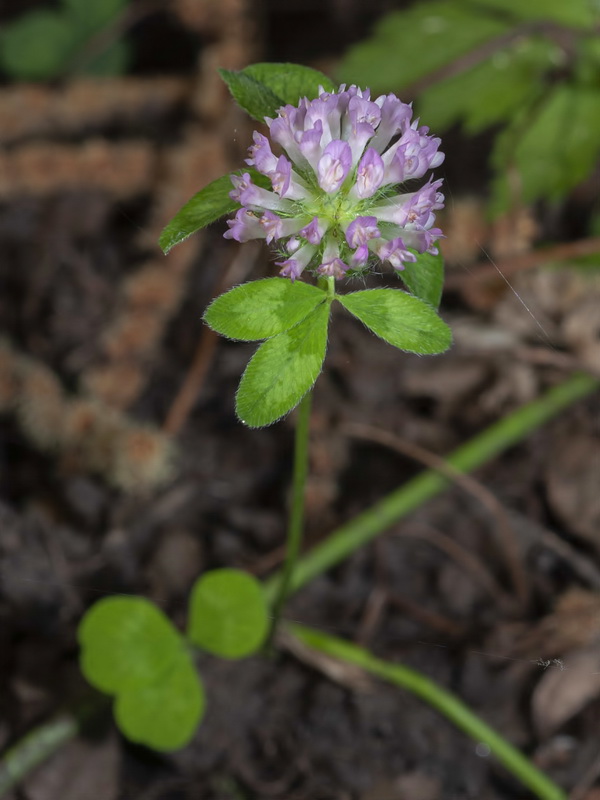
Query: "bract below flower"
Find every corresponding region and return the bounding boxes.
[225,85,445,280]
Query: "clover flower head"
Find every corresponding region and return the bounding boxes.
[224,85,445,281]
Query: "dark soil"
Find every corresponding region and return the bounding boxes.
[1,2,599,800]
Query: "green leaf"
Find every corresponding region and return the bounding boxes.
[0,10,76,80]
[159,174,239,254]
[491,85,600,211]
[83,39,129,76]
[78,596,183,693]
[576,36,600,85]
[187,569,269,659]
[337,2,510,93]
[79,596,205,752]
[219,69,284,122]
[418,37,560,134]
[400,250,445,309]
[236,301,330,427]
[65,0,126,33]
[204,278,326,341]
[242,62,336,104]
[473,0,598,28]
[158,169,269,254]
[337,289,452,355]
[115,656,205,751]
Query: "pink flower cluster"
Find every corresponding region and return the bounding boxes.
[225,85,444,281]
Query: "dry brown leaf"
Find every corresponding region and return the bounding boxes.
[22,733,119,800]
[546,434,600,548]
[532,643,600,736]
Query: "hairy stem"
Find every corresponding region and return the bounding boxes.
[288,623,566,800]
[267,388,313,642]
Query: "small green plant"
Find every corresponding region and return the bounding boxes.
[0,0,129,80]
[78,569,268,750]
[73,63,579,800]
[337,0,600,213]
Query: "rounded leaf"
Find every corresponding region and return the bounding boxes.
[115,655,205,751]
[219,69,283,122]
[158,169,270,254]
[235,301,330,428]
[187,569,269,659]
[204,278,326,341]
[78,596,183,693]
[400,250,445,310]
[337,288,452,355]
[242,63,336,103]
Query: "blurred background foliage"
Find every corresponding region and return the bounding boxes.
[0,0,130,79]
[338,0,600,216]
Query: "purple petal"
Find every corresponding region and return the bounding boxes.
[270,155,291,197]
[351,244,370,266]
[375,237,417,270]
[229,172,294,213]
[296,120,324,171]
[346,121,376,167]
[396,178,445,228]
[318,239,350,279]
[402,227,444,255]
[275,243,316,281]
[388,127,445,182]
[370,94,413,153]
[259,210,284,243]
[318,257,349,279]
[268,104,307,166]
[353,147,384,198]
[304,96,342,147]
[345,216,380,248]
[245,131,278,174]
[348,95,381,130]
[317,139,352,193]
[223,208,265,242]
[299,216,328,245]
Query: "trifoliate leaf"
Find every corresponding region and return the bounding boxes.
[204,278,327,341]
[0,10,76,80]
[400,250,445,309]
[78,596,183,693]
[337,1,510,93]
[236,301,330,427]
[115,656,205,751]
[159,169,270,254]
[187,569,269,659]
[337,289,452,355]
[242,62,336,105]
[219,69,284,122]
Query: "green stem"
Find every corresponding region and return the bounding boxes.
[288,623,566,800]
[264,372,598,604]
[0,699,106,797]
[267,388,313,642]
[1,374,596,798]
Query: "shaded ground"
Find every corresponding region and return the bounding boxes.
[1,2,600,799]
